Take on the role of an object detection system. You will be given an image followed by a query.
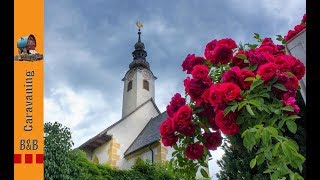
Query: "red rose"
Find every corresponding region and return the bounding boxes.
[173,105,192,131]
[256,46,275,54]
[217,38,237,49]
[181,54,205,74]
[208,83,225,107]
[186,143,204,160]
[221,67,243,88]
[291,59,305,80]
[162,134,178,147]
[166,93,186,118]
[276,45,285,51]
[240,69,255,90]
[283,97,300,115]
[257,62,279,82]
[178,123,196,136]
[247,50,267,66]
[221,82,241,102]
[184,77,212,105]
[294,24,306,33]
[191,65,209,80]
[272,73,299,100]
[261,37,273,44]
[203,131,223,150]
[195,103,219,130]
[232,50,248,68]
[272,73,299,99]
[274,55,291,72]
[215,110,240,135]
[302,14,306,24]
[284,30,298,42]
[277,55,305,80]
[212,45,233,64]
[204,39,218,64]
[160,118,174,136]
[277,73,299,91]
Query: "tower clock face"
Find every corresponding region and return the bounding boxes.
[142,70,151,80]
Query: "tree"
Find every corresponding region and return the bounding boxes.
[216,90,306,179]
[44,122,74,180]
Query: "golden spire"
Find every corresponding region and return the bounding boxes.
[136,21,143,29]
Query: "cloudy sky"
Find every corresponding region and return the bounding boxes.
[44,0,305,178]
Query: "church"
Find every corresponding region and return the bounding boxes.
[78,26,175,170]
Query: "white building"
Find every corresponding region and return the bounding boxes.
[78,28,174,169]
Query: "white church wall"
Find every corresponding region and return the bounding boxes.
[92,141,111,164]
[108,100,160,168]
[123,146,158,169]
[136,68,155,107]
[122,69,138,117]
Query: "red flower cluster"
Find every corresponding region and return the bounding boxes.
[284,14,306,42]
[186,143,204,160]
[204,38,237,64]
[161,19,306,161]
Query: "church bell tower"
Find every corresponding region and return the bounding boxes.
[121,22,157,118]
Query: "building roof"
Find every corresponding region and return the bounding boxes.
[124,111,167,157]
[77,98,161,151]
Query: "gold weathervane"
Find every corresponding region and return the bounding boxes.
[136,21,143,29]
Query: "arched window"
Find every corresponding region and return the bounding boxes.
[127,81,132,92]
[143,80,149,91]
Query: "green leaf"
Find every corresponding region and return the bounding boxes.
[268,77,278,85]
[263,169,272,174]
[250,79,263,91]
[272,142,281,156]
[250,158,256,168]
[286,71,295,78]
[273,83,287,91]
[200,162,208,168]
[237,54,247,60]
[246,104,255,116]
[256,74,261,79]
[238,101,247,110]
[200,168,209,178]
[262,129,271,146]
[286,120,297,133]
[230,104,238,112]
[271,171,280,180]
[264,150,273,161]
[282,39,287,45]
[282,106,294,112]
[287,115,300,120]
[248,99,261,108]
[256,153,265,165]
[193,107,204,113]
[224,106,232,115]
[244,77,255,81]
[266,126,278,136]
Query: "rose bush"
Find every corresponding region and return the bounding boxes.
[160,14,306,179]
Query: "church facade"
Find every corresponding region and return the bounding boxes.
[78,28,174,170]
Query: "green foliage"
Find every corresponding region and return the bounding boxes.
[216,90,306,179]
[222,75,306,179]
[44,122,74,180]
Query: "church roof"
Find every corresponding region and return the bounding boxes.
[124,111,167,157]
[77,98,160,151]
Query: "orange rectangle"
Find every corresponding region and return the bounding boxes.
[14,0,44,179]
